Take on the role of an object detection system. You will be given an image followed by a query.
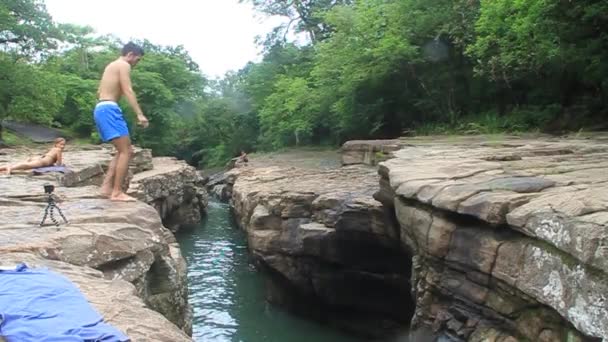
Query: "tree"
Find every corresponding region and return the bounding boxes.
[56,24,112,75]
[2,0,607,165]
[0,0,60,56]
[243,0,351,45]
[310,0,416,139]
[468,0,608,110]
[6,62,65,125]
[259,76,320,148]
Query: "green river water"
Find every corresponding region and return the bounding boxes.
[177,199,362,342]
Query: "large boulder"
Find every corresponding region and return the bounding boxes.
[1,120,64,143]
[2,146,206,233]
[0,145,199,338]
[230,165,414,338]
[205,168,239,202]
[380,134,608,341]
[128,156,208,232]
[0,145,152,188]
[340,139,404,166]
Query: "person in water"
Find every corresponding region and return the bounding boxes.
[94,42,149,202]
[0,138,66,175]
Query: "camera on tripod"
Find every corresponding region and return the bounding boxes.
[40,183,68,228]
[44,184,55,194]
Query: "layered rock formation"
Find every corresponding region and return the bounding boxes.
[128,157,208,232]
[7,145,208,232]
[0,146,203,340]
[376,135,608,341]
[1,252,189,342]
[206,169,239,202]
[230,165,414,337]
[54,145,152,188]
[228,135,608,341]
[341,139,404,166]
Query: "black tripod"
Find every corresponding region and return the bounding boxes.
[39,193,69,227]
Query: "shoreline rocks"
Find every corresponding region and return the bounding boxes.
[378,135,608,341]
[225,134,608,341]
[0,145,205,340]
[128,157,208,232]
[228,165,415,338]
[340,139,404,166]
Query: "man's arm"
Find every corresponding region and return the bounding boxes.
[118,62,148,126]
[56,149,63,166]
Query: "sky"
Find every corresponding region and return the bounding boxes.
[44,0,286,78]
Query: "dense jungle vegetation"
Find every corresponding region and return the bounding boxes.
[1,0,606,166]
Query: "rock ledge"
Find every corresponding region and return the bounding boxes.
[0,145,202,340]
[379,135,608,341]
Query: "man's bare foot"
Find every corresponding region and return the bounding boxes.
[5,167,11,175]
[99,185,112,198]
[110,192,137,202]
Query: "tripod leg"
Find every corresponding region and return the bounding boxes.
[40,205,50,226]
[54,204,69,224]
[50,205,59,227]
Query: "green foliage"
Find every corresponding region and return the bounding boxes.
[2,0,607,168]
[259,76,320,148]
[416,105,560,135]
[311,0,416,139]
[241,0,351,45]
[55,76,97,134]
[467,0,561,80]
[89,131,101,144]
[0,0,60,55]
[467,0,608,111]
[6,63,65,125]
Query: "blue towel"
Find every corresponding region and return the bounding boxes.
[0,263,129,342]
[32,165,70,174]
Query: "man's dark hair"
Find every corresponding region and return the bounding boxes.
[121,42,144,57]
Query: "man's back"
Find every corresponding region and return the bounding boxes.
[97,60,128,102]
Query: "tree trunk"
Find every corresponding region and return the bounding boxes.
[497,85,507,116]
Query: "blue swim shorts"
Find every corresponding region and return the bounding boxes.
[93,101,129,142]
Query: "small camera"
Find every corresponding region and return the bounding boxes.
[43,184,55,194]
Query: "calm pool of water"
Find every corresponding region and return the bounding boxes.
[177,200,361,342]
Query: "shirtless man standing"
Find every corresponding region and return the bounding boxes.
[94,42,149,202]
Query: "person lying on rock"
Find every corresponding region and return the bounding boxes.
[238,150,248,163]
[226,150,249,169]
[0,137,66,175]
